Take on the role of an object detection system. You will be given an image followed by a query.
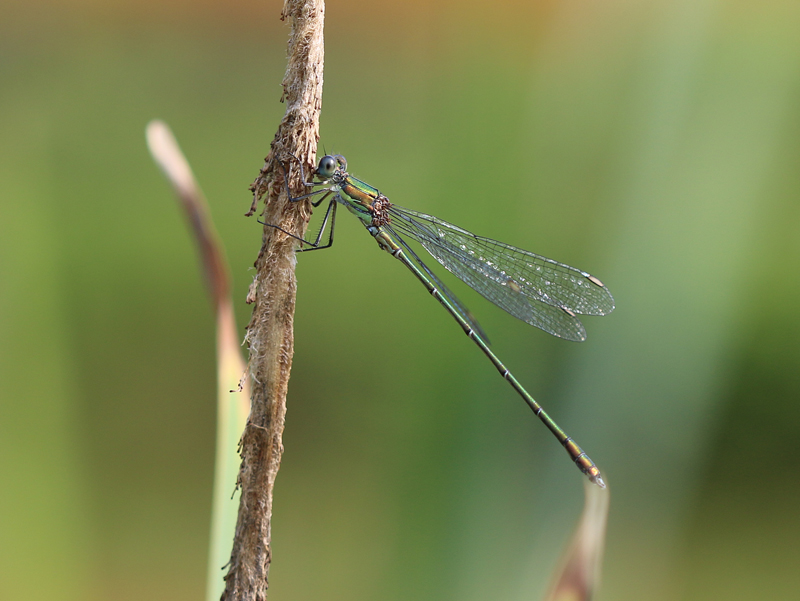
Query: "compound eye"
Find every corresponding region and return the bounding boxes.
[318,155,337,177]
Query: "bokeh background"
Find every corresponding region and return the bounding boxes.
[3,0,800,600]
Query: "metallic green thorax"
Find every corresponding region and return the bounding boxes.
[339,177,380,220]
[338,179,389,227]
[314,155,392,229]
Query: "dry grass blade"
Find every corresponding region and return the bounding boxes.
[544,480,610,601]
[146,120,251,601]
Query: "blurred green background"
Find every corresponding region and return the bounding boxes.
[3,0,800,599]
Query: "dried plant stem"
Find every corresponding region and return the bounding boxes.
[222,1,324,599]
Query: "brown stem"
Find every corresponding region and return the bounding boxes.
[221,1,324,599]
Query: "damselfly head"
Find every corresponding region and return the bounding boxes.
[317,155,337,178]
[317,154,347,178]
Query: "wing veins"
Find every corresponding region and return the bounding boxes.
[389,206,614,317]
[388,207,587,341]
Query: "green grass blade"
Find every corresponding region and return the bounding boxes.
[146,120,250,601]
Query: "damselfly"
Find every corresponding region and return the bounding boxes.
[266,155,614,487]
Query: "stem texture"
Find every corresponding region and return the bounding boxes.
[222,1,324,598]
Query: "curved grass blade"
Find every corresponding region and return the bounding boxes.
[545,479,610,601]
[146,120,251,601]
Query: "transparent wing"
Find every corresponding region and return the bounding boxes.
[388,206,614,315]
[387,206,613,341]
[390,229,492,344]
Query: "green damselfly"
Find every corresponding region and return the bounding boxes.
[266,154,614,487]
